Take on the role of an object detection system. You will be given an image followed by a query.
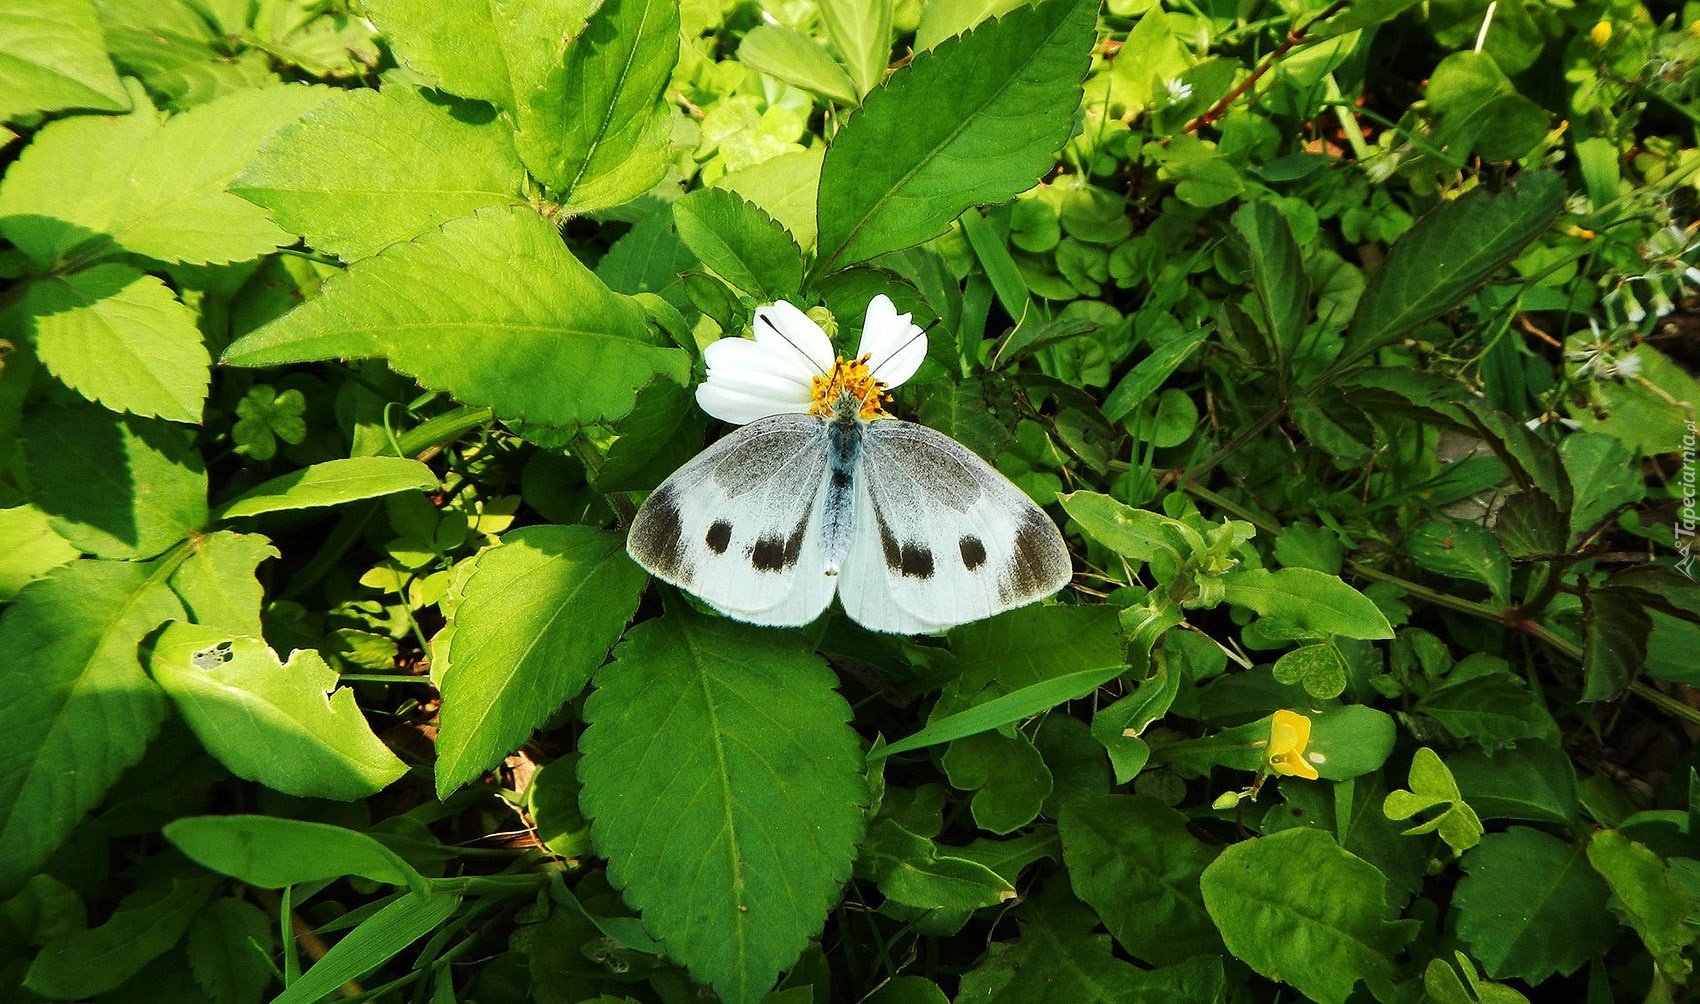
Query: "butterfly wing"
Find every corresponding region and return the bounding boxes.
[838,419,1072,634]
[627,414,838,627]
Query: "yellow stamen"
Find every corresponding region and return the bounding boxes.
[810,354,891,419]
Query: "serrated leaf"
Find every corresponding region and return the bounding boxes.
[593,379,708,493]
[232,85,526,261]
[1201,828,1417,1004]
[1061,795,1223,966]
[271,891,461,1004]
[1345,172,1563,363]
[1561,433,1642,536]
[94,0,279,108]
[165,815,426,890]
[169,530,278,638]
[22,402,208,559]
[1495,489,1568,558]
[1220,567,1394,639]
[1230,201,1308,363]
[1406,519,1511,603]
[0,82,330,268]
[578,616,866,1004]
[186,897,274,1004]
[0,504,79,601]
[436,525,647,797]
[214,457,439,520]
[737,24,860,106]
[221,205,689,428]
[0,0,130,123]
[24,876,217,998]
[0,561,183,896]
[1454,827,1615,981]
[1581,587,1651,702]
[814,0,1094,273]
[1416,670,1557,749]
[518,0,679,209]
[148,623,408,799]
[672,188,805,300]
[11,264,209,421]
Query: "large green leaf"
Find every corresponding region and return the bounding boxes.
[1581,587,1651,702]
[148,622,408,799]
[1587,829,1698,984]
[1200,828,1418,1004]
[578,615,866,1004]
[0,81,329,268]
[435,525,648,797]
[0,0,130,123]
[23,876,218,998]
[214,457,439,520]
[1343,172,1563,363]
[1453,827,1615,981]
[516,0,679,210]
[737,24,860,106]
[220,205,689,428]
[168,530,278,639]
[1061,795,1224,966]
[1219,567,1395,639]
[1230,200,1309,364]
[9,264,209,422]
[819,0,892,97]
[0,560,183,896]
[22,403,209,560]
[165,815,427,891]
[93,0,279,108]
[671,187,806,301]
[814,0,1094,273]
[232,85,527,261]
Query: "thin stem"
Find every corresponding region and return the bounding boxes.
[1185,0,1352,132]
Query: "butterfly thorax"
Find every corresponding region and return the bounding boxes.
[812,355,891,421]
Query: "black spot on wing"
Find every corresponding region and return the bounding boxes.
[784,515,807,567]
[873,506,934,579]
[631,484,687,577]
[705,520,731,554]
[900,542,934,579]
[959,535,987,570]
[1000,509,1066,602]
[750,535,787,571]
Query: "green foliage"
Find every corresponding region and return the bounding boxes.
[3,0,1698,999]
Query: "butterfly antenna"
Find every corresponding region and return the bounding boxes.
[758,312,831,376]
[866,319,936,383]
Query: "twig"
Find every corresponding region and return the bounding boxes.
[1185,0,1353,133]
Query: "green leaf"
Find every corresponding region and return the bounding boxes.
[578,616,866,1004]
[1229,200,1308,363]
[955,881,1227,1002]
[1454,827,1615,981]
[1201,828,1417,1004]
[861,819,1016,910]
[164,815,426,891]
[1587,829,1698,984]
[169,530,278,639]
[814,0,1094,273]
[1061,795,1223,966]
[1219,567,1395,639]
[214,457,440,520]
[737,25,861,107]
[671,188,806,301]
[10,264,209,422]
[271,891,461,1004]
[0,505,79,601]
[0,0,130,123]
[1581,587,1651,702]
[1156,705,1396,783]
[1447,742,1579,827]
[93,0,279,108]
[1344,172,1563,363]
[1382,748,1484,853]
[914,0,1030,51]
[0,561,183,896]
[1263,775,1428,909]
[22,403,208,559]
[1415,668,1557,749]
[1561,433,1642,536]
[147,626,405,798]
[436,526,648,797]
[1424,51,1549,164]
[1102,328,1210,423]
[232,85,526,261]
[1494,489,1569,558]
[24,876,217,998]
[1272,643,1349,699]
[0,82,330,268]
[1405,519,1511,603]
[518,0,679,209]
[819,0,892,97]
[1058,490,1193,565]
[221,205,689,428]
[941,731,1052,834]
[186,897,275,1004]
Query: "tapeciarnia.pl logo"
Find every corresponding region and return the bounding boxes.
[1679,420,1698,580]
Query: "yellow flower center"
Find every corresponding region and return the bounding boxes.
[811,354,891,419]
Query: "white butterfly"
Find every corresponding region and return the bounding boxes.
[626,295,1072,634]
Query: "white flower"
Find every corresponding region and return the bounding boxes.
[695,295,927,426]
[1165,78,1194,102]
[1616,352,1643,378]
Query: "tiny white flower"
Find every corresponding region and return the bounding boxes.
[1652,288,1676,317]
[1616,352,1643,378]
[1165,78,1194,103]
[1685,266,1700,288]
[695,295,926,426]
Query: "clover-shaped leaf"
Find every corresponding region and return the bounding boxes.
[1273,643,1349,699]
[1384,747,1484,853]
[231,385,307,460]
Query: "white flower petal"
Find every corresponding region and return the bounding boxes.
[855,295,927,389]
[696,379,814,425]
[753,300,836,376]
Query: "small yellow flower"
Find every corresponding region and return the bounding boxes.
[1589,19,1611,46]
[1266,709,1320,780]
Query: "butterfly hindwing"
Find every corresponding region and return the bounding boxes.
[837,419,1072,634]
[627,414,838,626]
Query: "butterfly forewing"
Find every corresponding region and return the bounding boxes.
[836,419,1071,634]
[627,414,838,626]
